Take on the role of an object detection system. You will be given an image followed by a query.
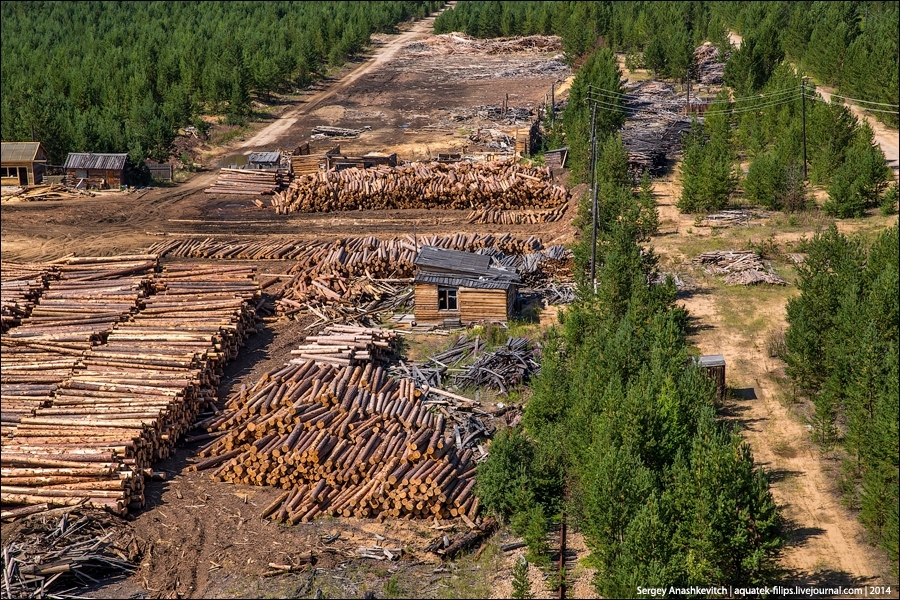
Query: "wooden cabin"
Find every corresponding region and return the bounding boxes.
[1,142,48,186]
[413,246,520,326]
[64,153,127,189]
[544,147,568,169]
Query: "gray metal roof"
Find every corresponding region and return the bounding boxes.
[414,273,516,290]
[248,151,281,164]
[64,153,128,170]
[1,142,46,163]
[415,246,491,275]
[698,354,726,367]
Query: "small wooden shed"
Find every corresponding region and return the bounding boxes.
[697,354,726,400]
[413,246,520,325]
[1,142,48,186]
[248,151,282,170]
[64,153,127,189]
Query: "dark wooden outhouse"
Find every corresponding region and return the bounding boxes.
[697,354,726,400]
[413,246,519,326]
[64,153,127,189]
[1,142,48,185]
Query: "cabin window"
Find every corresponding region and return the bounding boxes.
[75,169,88,179]
[0,167,11,177]
[438,286,458,311]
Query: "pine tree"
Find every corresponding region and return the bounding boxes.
[511,556,533,600]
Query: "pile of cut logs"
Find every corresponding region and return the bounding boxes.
[466,204,567,225]
[289,325,398,366]
[271,159,568,214]
[1,259,261,516]
[204,168,287,195]
[1,263,58,333]
[194,331,480,522]
[693,250,787,285]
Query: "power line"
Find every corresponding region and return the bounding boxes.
[804,93,900,114]
[812,91,899,109]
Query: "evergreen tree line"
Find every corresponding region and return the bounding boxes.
[782,224,899,571]
[476,52,783,589]
[0,1,441,165]
[678,65,893,217]
[717,1,898,129]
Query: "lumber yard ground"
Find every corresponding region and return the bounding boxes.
[2,6,899,600]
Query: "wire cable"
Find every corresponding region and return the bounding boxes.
[804,94,900,114]
[812,91,899,108]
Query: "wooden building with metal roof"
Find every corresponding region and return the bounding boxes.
[64,153,128,189]
[1,142,48,186]
[413,246,520,326]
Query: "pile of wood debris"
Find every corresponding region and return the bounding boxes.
[1,184,95,201]
[695,43,725,85]
[1,510,138,598]
[402,33,561,56]
[696,209,769,228]
[693,250,787,285]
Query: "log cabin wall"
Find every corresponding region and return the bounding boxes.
[66,168,123,189]
[415,283,511,324]
[458,288,509,322]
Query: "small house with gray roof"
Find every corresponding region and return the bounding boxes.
[413,246,520,325]
[64,152,128,189]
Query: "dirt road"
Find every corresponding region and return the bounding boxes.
[816,87,899,182]
[242,8,446,150]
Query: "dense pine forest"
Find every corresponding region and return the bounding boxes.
[0,1,440,164]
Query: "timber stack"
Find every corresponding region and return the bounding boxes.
[271,159,568,214]
[204,168,287,196]
[194,330,480,523]
[466,204,567,225]
[1,258,261,516]
[1,263,58,333]
[289,324,398,366]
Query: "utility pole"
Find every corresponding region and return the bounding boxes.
[801,78,808,179]
[589,102,598,288]
[551,82,555,126]
[686,69,691,113]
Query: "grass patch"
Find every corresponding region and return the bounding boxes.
[439,538,503,599]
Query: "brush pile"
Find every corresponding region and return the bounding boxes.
[271,159,568,214]
[1,510,138,598]
[402,33,562,56]
[693,250,787,285]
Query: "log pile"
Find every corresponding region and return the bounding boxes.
[311,126,364,137]
[1,510,138,597]
[693,251,787,285]
[621,80,692,177]
[1,263,58,333]
[194,334,481,523]
[1,260,261,516]
[466,204,567,225]
[204,168,287,196]
[289,325,398,366]
[271,159,568,214]
[695,43,725,85]
[697,209,766,228]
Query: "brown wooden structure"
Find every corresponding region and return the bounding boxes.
[1,142,48,186]
[64,153,127,189]
[698,354,726,400]
[413,246,519,325]
[544,147,568,169]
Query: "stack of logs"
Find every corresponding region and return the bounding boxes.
[289,325,398,366]
[194,332,479,523]
[1,263,57,333]
[204,168,288,196]
[147,233,544,262]
[271,159,568,214]
[466,204,567,224]
[1,259,261,515]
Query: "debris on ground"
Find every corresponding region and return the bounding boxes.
[1,510,138,599]
[693,250,787,285]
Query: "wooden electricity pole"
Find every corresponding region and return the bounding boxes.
[589,102,599,288]
[801,78,808,179]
